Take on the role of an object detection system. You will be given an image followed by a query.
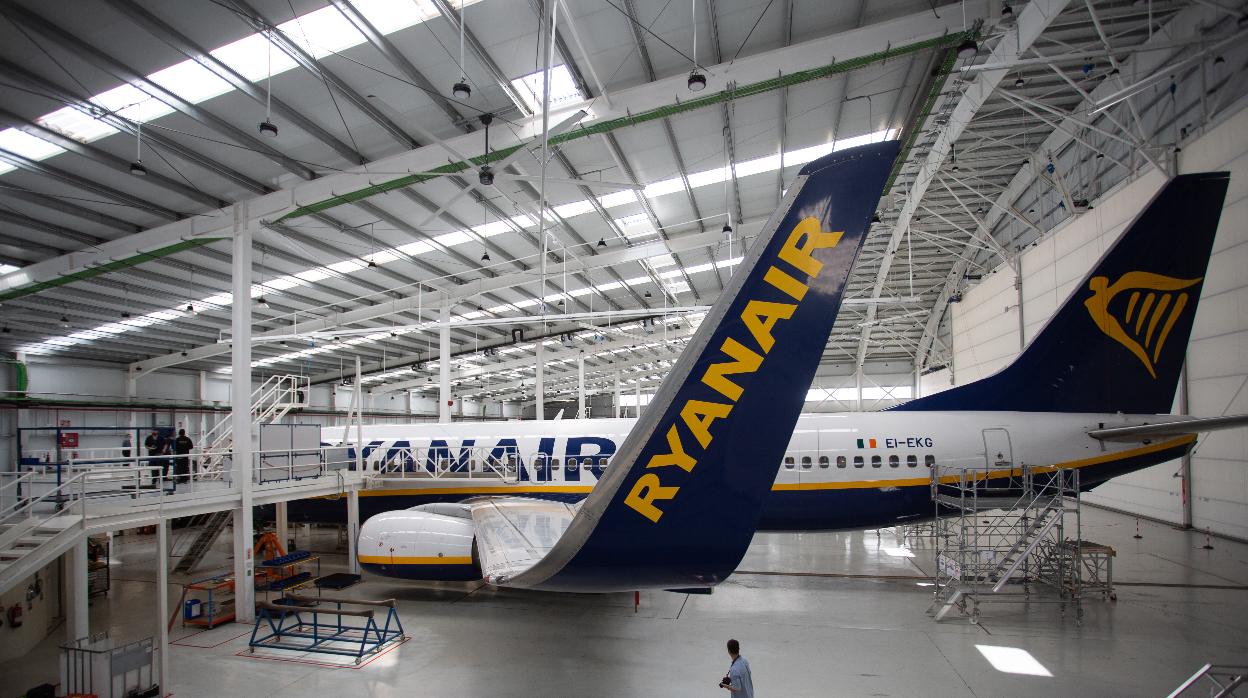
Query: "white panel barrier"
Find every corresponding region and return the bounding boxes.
[948,106,1248,538]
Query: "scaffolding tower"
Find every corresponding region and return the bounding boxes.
[926,462,1102,624]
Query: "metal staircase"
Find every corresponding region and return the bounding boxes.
[199,374,309,479]
[927,463,1082,624]
[0,471,94,595]
[170,511,232,575]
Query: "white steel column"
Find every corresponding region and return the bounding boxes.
[439,305,451,422]
[230,205,256,623]
[614,370,621,418]
[65,538,88,642]
[156,520,170,691]
[577,354,586,418]
[354,357,364,473]
[275,501,288,547]
[535,340,546,420]
[635,380,641,417]
[347,488,360,574]
[197,371,208,445]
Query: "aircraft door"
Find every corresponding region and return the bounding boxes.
[982,428,1013,468]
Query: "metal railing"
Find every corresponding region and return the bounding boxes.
[369,445,619,484]
[1167,663,1246,697]
[200,374,310,478]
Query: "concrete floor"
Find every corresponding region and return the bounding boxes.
[2,505,1245,697]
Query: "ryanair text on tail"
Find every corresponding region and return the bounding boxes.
[623,217,843,523]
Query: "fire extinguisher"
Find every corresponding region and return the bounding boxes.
[7,604,22,628]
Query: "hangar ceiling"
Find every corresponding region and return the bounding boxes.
[0,0,1242,408]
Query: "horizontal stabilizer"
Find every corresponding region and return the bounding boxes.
[1088,414,1248,441]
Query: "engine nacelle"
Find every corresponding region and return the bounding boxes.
[357,504,481,581]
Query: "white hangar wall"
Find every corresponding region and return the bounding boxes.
[946,105,1248,540]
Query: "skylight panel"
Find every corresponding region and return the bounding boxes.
[277,6,366,59]
[36,106,117,143]
[647,254,676,268]
[435,230,472,247]
[0,264,19,275]
[0,128,65,160]
[212,32,299,81]
[149,60,233,104]
[512,65,585,114]
[91,83,173,124]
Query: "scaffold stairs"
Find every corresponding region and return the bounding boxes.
[199,374,309,479]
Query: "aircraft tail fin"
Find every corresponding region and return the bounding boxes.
[503,141,900,591]
[898,172,1229,414]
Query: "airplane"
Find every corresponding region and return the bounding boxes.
[328,143,1238,593]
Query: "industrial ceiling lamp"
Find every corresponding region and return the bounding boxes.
[130,117,147,176]
[257,296,270,308]
[1014,76,1025,88]
[597,238,607,249]
[185,302,196,314]
[722,222,733,235]
[59,314,69,328]
[480,249,491,262]
[956,1,977,59]
[452,0,471,100]
[1000,3,1014,20]
[687,0,706,92]
[478,113,495,185]
[259,27,278,137]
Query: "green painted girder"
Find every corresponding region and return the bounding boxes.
[277,32,971,223]
[0,237,226,303]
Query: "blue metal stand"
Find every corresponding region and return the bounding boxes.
[248,596,405,664]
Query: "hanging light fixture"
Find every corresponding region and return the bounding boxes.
[185,303,195,314]
[687,0,706,91]
[130,117,146,176]
[60,314,70,328]
[956,1,977,58]
[481,249,491,262]
[452,0,471,99]
[258,296,270,308]
[597,238,607,249]
[478,113,495,185]
[259,28,278,137]
[722,223,733,234]
[1014,76,1025,88]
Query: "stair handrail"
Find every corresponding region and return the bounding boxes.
[0,469,96,552]
[0,471,36,521]
[990,511,1062,592]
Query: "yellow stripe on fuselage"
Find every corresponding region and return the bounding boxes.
[358,555,474,565]
[353,435,1195,498]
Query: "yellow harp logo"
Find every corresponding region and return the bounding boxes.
[1084,272,1201,378]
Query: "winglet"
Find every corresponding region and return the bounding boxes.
[504,141,901,592]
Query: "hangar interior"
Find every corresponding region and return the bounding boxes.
[0,0,1245,695]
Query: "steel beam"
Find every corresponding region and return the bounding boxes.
[103,0,366,166]
[855,0,1069,369]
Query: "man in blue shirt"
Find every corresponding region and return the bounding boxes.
[720,638,754,697]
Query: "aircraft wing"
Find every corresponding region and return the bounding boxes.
[1087,414,1248,441]
[468,498,579,584]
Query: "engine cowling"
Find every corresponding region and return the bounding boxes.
[357,504,481,581]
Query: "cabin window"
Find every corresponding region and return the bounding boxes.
[836,456,847,468]
[567,457,579,471]
[599,457,608,467]
[889,455,899,468]
[871,455,882,468]
[801,456,813,470]
[551,458,561,470]
[924,454,936,468]
[907,455,918,468]
[783,456,796,470]
[818,456,830,469]
[853,456,864,468]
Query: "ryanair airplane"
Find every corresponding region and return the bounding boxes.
[301,143,1241,593]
